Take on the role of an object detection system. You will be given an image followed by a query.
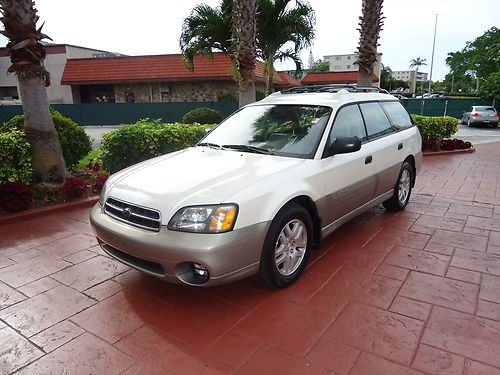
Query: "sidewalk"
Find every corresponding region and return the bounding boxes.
[1,142,500,374]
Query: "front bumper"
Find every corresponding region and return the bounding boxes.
[90,204,270,286]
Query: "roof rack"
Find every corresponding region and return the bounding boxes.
[280,84,390,95]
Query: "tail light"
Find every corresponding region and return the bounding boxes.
[496,113,500,118]
[472,113,480,117]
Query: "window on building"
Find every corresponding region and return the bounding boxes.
[330,105,367,143]
[347,56,351,60]
[335,56,341,61]
[334,65,341,70]
[359,102,394,139]
[346,65,351,69]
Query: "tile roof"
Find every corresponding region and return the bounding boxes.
[301,71,379,85]
[61,53,295,86]
[276,72,301,87]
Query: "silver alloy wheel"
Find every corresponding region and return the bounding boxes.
[398,169,411,204]
[274,219,307,276]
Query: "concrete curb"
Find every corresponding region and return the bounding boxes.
[423,146,475,156]
[0,196,98,225]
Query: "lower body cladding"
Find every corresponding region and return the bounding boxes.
[90,204,270,286]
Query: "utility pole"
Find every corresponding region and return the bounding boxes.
[428,14,438,94]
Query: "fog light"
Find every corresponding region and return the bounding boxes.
[193,263,208,277]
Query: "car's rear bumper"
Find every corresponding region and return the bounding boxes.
[469,117,499,124]
[90,204,270,286]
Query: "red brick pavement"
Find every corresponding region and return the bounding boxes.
[1,142,500,374]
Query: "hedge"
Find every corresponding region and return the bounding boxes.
[411,115,458,141]
[0,130,33,184]
[1,109,92,168]
[182,107,222,124]
[100,119,214,173]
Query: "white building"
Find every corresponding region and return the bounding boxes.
[0,44,120,104]
[392,70,428,94]
[323,53,383,84]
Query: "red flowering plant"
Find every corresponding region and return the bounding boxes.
[0,182,33,212]
[59,176,88,200]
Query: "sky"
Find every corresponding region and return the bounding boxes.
[0,0,497,81]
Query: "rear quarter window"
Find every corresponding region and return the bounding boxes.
[380,101,413,130]
[359,102,394,139]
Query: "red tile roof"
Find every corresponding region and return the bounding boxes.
[276,72,301,87]
[61,53,292,86]
[301,71,379,85]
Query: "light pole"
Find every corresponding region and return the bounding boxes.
[428,14,438,94]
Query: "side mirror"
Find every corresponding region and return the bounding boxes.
[330,136,361,156]
[204,128,213,135]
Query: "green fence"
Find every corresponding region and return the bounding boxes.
[400,98,498,118]
[0,101,239,126]
[0,98,497,126]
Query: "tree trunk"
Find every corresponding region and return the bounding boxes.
[239,82,256,106]
[357,65,373,87]
[233,0,257,107]
[266,58,275,95]
[18,76,67,182]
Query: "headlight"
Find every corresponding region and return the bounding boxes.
[98,180,108,207]
[168,204,238,233]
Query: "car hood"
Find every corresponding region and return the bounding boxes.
[106,147,304,223]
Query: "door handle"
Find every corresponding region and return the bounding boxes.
[398,143,403,150]
[365,156,373,165]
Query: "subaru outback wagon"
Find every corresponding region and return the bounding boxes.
[90,85,422,288]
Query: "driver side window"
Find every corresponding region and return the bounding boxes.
[329,105,367,143]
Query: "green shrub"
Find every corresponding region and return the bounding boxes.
[256,90,266,101]
[100,119,213,173]
[1,109,92,168]
[217,92,237,102]
[0,130,33,184]
[411,115,458,141]
[182,107,222,124]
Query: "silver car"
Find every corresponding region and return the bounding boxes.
[91,86,422,288]
[461,106,499,127]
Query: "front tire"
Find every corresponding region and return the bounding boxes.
[383,161,413,212]
[259,203,312,288]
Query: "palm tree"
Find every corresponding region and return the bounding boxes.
[233,0,258,106]
[355,0,384,87]
[179,0,233,70]
[0,0,66,182]
[257,0,315,94]
[180,0,316,95]
[409,57,427,94]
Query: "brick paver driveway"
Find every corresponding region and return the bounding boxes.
[1,142,500,375]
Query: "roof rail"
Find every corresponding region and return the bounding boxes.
[280,84,390,95]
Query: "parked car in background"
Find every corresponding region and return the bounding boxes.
[91,86,422,288]
[461,106,499,127]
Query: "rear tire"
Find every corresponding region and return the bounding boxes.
[383,161,413,212]
[259,203,312,288]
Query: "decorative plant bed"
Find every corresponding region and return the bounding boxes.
[422,138,474,156]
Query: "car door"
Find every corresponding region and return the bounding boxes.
[320,104,376,226]
[359,101,402,198]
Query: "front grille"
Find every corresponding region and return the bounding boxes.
[100,242,165,276]
[104,197,161,232]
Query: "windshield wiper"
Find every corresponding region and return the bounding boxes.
[197,142,223,149]
[222,144,274,155]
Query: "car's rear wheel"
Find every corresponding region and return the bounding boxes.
[383,161,413,212]
[259,203,312,288]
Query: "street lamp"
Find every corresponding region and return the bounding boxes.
[428,14,438,94]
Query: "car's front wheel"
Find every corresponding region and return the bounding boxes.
[383,161,413,212]
[259,203,312,288]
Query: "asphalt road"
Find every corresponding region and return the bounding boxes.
[453,123,500,144]
[84,122,500,150]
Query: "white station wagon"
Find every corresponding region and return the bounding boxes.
[90,85,422,288]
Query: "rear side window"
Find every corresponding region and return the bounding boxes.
[380,101,413,130]
[359,102,394,138]
[330,105,367,143]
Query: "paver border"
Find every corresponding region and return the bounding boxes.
[0,196,98,225]
[423,146,475,156]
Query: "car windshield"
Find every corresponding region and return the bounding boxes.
[200,104,332,158]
